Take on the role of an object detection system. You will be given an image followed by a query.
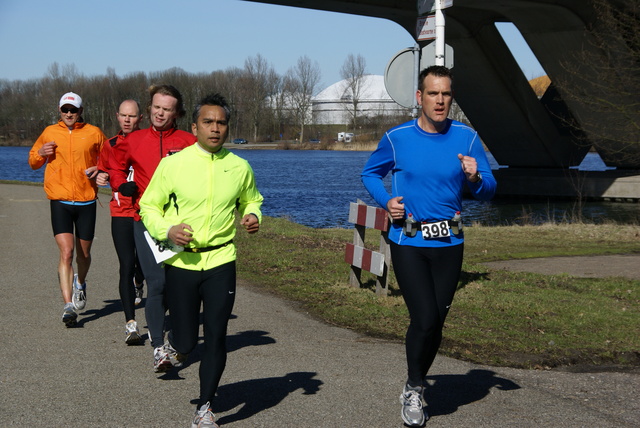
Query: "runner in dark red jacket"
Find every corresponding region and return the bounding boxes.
[97,100,147,345]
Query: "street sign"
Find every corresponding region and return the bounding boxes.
[384,47,419,108]
[421,42,454,69]
[417,0,453,15]
[416,14,436,41]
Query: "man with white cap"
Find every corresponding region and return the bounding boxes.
[29,92,107,327]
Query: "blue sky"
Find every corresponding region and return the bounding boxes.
[0,0,544,90]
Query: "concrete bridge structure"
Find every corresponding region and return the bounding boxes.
[244,0,640,201]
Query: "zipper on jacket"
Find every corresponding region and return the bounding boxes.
[69,128,75,199]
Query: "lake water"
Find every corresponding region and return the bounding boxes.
[2,146,638,228]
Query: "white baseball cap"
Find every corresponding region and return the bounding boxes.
[59,92,83,108]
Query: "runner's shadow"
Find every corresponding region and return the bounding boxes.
[457,271,490,290]
[176,330,276,371]
[424,369,520,416]
[74,299,122,328]
[227,329,277,353]
[203,372,323,424]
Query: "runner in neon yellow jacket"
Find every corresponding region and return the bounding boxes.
[139,141,263,271]
[138,94,263,427]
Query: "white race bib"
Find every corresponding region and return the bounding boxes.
[420,221,451,239]
[143,231,183,263]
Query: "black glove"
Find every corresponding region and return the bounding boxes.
[119,181,138,197]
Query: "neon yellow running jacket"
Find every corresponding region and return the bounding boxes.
[139,143,263,271]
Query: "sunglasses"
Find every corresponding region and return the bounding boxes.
[61,107,79,114]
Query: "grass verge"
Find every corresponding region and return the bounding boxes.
[235,217,640,370]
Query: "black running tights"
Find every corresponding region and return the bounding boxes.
[111,216,143,321]
[165,261,236,407]
[390,242,464,386]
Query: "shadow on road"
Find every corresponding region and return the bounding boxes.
[425,369,520,416]
[75,299,123,328]
[209,372,323,424]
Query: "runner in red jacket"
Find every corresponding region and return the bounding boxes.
[107,85,196,368]
[109,127,195,220]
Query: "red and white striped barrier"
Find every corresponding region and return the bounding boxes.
[344,243,385,277]
[348,202,389,232]
[345,202,390,286]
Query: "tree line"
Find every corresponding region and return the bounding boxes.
[0,54,411,146]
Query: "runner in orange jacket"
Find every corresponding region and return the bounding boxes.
[28,92,106,327]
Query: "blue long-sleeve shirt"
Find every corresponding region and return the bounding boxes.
[361,118,496,247]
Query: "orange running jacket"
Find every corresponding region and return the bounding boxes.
[29,120,106,202]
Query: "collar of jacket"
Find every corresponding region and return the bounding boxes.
[194,143,229,159]
[57,120,87,130]
[107,131,126,146]
[148,125,178,138]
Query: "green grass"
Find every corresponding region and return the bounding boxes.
[235,217,640,369]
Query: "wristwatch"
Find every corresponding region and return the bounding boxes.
[472,172,482,183]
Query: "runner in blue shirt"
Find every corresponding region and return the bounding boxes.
[362,65,496,426]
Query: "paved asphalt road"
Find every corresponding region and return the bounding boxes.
[0,183,638,427]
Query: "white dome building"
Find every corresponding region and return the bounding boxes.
[312,75,408,125]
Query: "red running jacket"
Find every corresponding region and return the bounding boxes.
[108,126,196,220]
[98,132,136,217]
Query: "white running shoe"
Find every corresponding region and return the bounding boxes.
[191,402,219,428]
[134,280,144,306]
[125,321,142,345]
[400,384,427,427]
[71,274,87,311]
[153,346,171,372]
[62,302,78,327]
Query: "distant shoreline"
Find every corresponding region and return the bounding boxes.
[229,141,379,151]
[3,140,381,151]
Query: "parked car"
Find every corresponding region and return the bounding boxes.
[232,138,248,144]
[337,132,354,143]
[309,139,320,143]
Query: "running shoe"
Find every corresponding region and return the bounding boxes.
[399,384,427,427]
[62,302,78,327]
[163,340,187,368]
[134,280,144,306]
[72,274,87,311]
[191,402,219,428]
[153,346,171,372]
[125,320,142,345]
[153,340,187,372]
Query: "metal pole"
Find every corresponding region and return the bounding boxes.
[435,0,445,66]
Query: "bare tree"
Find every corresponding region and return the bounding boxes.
[221,67,247,139]
[340,54,368,136]
[554,0,640,165]
[284,55,321,143]
[267,73,288,141]
[243,54,277,142]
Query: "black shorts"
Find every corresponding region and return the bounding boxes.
[50,200,97,241]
